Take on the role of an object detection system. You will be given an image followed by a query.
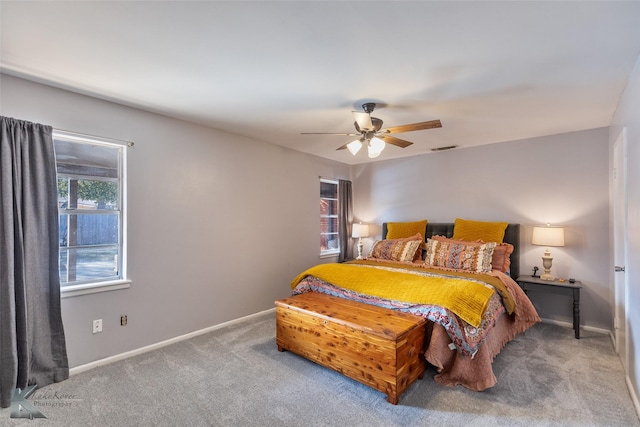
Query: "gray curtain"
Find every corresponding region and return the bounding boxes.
[337,179,353,262]
[0,116,69,408]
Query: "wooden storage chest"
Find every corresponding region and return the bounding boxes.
[275,292,426,404]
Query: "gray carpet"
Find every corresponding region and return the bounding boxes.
[1,311,638,426]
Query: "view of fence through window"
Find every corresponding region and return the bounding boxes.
[54,133,124,286]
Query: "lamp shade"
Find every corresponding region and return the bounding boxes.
[532,226,565,247]
[367,137,385,158]
[352,223,370,238]
[346,139,363,155]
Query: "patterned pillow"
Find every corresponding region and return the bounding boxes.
[452,218,508,243]
[425,237,496,273]
[368,238,423,263]
[386,220,428,240]
[394,233,425,261]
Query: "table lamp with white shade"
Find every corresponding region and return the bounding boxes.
[531,224,565,280]
[352,223,370,260]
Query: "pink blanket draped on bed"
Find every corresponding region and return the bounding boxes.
[425,270,540,390]
[292,261,540,391]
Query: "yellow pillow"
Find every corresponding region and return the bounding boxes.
[452,218,508,243]
[386,220,428,241]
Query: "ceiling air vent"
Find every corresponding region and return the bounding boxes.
[431,145,458,152]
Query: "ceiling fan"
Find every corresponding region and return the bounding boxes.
[301,102,442,158]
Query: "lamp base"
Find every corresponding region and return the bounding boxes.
[540,252,555,281]
[356,239,364,260]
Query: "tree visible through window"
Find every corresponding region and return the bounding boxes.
[320,178,339,255]
[54,132,125,286]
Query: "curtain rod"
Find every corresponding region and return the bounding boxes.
[53,128,134,147]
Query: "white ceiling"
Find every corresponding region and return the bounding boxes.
[2,1,640,165]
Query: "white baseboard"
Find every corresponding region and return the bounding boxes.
[627,376,640,421]
[69,307,276,376]
[68,313,618,377]
[538,317,610,336]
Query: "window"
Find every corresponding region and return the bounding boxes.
[320,178,339,256]
[54,131,128,292]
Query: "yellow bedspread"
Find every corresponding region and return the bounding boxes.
[290,262,502,328]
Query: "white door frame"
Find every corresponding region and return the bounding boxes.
[613,127,628,370]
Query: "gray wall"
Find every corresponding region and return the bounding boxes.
[610,52,640,413]
[0,74,350,367]
[351,128,611,330]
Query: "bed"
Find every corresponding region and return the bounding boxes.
[288,220,540,391]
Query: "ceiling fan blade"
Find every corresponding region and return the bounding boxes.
[383,119,442,134]
[353,111,373,131]
[301,132,360,136]
[336,143,349,150]
[379,135,413,148]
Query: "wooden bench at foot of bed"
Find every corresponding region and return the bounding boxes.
[275,292,426,404]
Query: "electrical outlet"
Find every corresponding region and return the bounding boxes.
[120,315,127,326]
[92,319,103,334]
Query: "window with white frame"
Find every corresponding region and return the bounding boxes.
[54,131,127,288]
[320,178,340,256]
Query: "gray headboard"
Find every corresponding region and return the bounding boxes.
[381,222,520,280]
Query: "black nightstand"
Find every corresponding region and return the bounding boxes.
[517,275,582,339]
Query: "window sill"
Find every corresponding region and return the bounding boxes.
[320,252,339,259]
[60,279,131,298]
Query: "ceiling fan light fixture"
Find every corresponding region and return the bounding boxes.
[346,139,363,155]
[368,137,385,158]
[301,101,442,158]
